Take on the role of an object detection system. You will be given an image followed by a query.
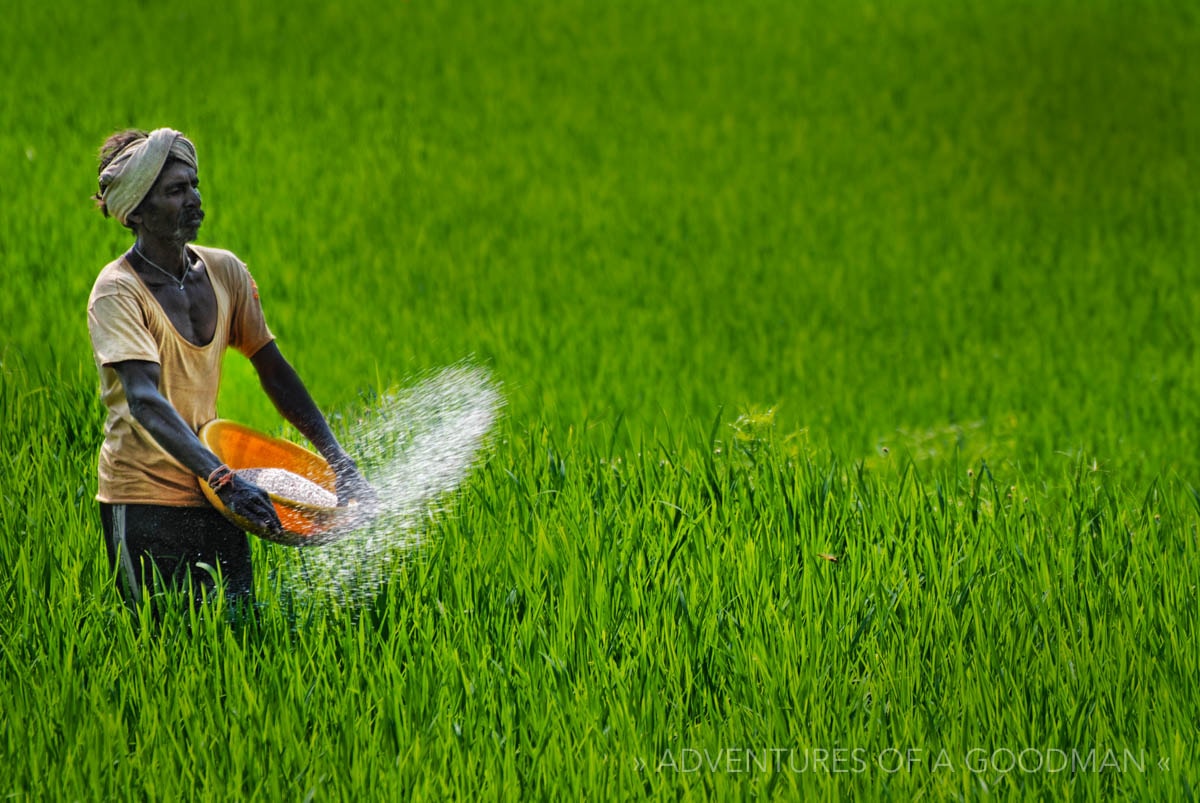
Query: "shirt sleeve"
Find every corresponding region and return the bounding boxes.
[227,257,275,358]
[88,291,160,366]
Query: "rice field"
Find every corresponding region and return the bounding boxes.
[2,0,1198,799]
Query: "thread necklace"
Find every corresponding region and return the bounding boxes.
[134,244,190,290]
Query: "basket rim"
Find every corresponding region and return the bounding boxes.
[197,418,356,544]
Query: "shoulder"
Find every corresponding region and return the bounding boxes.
[89,257,141,305]
[192,245,245,276]
[194,244,258,285]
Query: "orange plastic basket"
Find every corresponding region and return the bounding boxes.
[198,419,355,546]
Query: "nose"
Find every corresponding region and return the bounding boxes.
[186,186,201,208]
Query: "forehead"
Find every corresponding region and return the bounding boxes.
[151,160,198,190]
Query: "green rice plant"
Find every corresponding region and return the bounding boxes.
[2,0,1198,799]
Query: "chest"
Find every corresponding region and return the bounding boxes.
[147,270,218,347]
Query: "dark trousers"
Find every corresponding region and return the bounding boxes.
[100,503,254,611]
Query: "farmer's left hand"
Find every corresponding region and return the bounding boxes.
[331,454,377,509]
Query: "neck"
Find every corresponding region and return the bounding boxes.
[134,238,189,273]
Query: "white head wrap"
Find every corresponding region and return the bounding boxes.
[98,128,198,225]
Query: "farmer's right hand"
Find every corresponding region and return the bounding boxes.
[217,475,283,536]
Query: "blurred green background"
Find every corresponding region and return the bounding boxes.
[4,0,1198,480]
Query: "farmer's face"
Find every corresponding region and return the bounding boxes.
[129,160,204,244]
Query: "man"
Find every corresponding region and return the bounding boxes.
[88,127,371,611]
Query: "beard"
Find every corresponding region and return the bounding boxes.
[174,209,205,242]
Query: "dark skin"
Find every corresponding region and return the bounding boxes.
[114,160,374,535]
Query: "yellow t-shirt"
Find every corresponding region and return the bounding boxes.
[87,245,274,506]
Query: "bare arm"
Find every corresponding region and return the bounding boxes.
[111,359,282,534]
[249,342,373,505]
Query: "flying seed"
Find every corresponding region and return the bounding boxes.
[274,364,502,603]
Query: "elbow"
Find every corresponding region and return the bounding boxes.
[126,391,150,421]
[126,389,166,429]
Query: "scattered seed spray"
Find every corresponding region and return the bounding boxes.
[274,363,502,604]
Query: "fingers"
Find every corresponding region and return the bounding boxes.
[222,480,283,534]
[245,493,282,534]
[336,471,376,508]
[247,495,283,534]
